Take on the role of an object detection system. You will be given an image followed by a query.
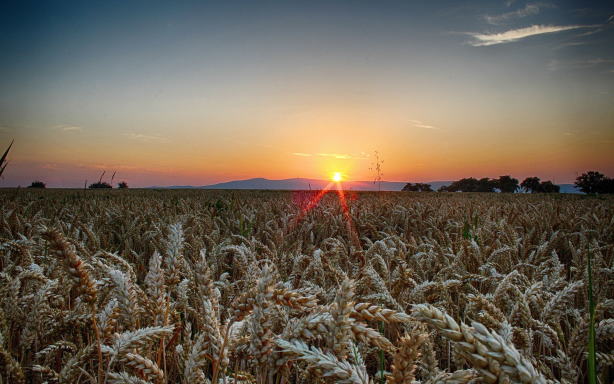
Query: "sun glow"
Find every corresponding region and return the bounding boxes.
[332,172,342,182]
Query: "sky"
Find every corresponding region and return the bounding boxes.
[1,0,613,187]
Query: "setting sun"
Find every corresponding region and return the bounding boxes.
[332,172,342,182]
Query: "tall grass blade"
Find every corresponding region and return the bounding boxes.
[587,249,596,384]
[0,139,14,177]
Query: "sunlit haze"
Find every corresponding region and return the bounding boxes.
[1,1,613,187]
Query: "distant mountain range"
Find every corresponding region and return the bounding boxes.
[155,177,581,193]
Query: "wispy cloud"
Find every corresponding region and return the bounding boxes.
[318,153,370,160]
[41,163,60,170]
[410,119,439,130]
[548,58,614,71]
[554,41,590,50]
[484,3,551,25]
[53,124,82,132]
[317,153,353,159]
[123,132,169,143]
[86,163,142,171]
[291,152,368,160]
[467,24,593,46]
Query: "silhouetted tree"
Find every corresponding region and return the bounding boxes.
[575,171,607,194]
[496,175,519,193]
[477,178,497,192]
[440,176,561,193]
[417,183,433,192]
[118,181,128,189]
[440,177,496,192]
[521,177,541,193]
[440,178,473,192]
[88,181,112,189]
[521,177,560,193]
[539,180,560,193]
[462,178,478,192]
[402,182,432,192]
[599,177,614,194]
[574,171,614,194]
[28,180,46,188]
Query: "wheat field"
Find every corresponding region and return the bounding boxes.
[0,189,612,384]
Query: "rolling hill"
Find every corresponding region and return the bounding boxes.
[157,178,580,193]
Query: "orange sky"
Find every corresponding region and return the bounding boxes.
[1,1,613,187]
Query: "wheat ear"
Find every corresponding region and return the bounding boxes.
[275,339,369,384]
[412,304,546,384]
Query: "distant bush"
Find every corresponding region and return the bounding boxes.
[118,181,129,189]
[88,181,112,189]
[28,180,46,188]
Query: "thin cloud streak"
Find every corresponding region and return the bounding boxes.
[123,132,169,143]
[548,58,614,71]
[53,124,82,132]
[291,152,368,160]
[467,24,592,46]
[317,153,352,159]
[484,3,548,25]
[410,119,439,130]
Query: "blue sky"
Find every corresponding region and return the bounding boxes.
[0,1,613,186]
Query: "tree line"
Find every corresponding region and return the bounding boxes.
[403,171,614,194]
